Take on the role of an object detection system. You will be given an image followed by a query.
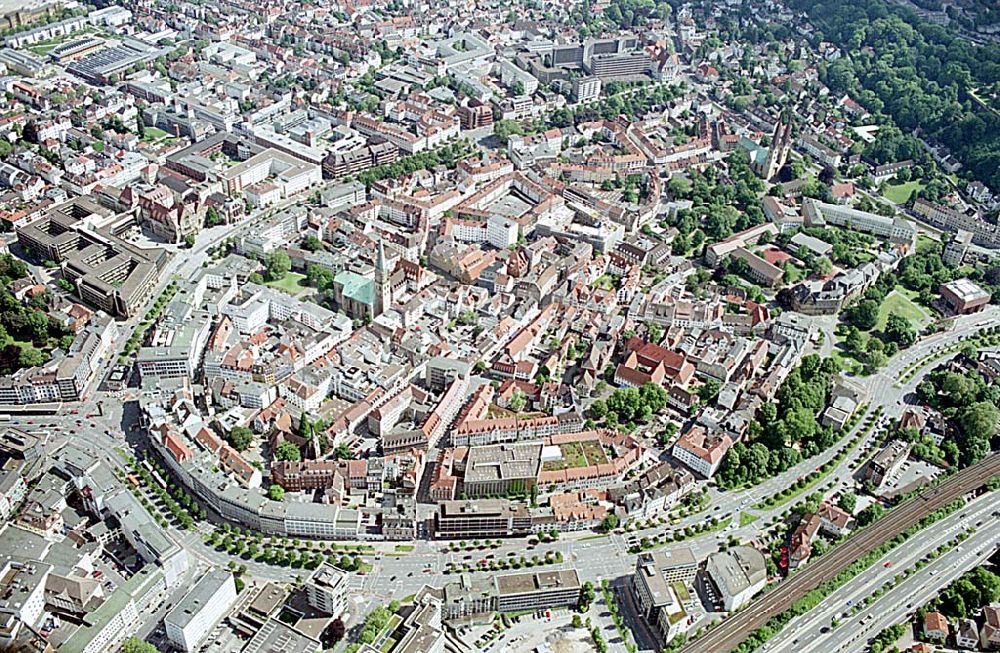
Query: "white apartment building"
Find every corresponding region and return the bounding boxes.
[447,214,519,249]
[804,198,917,245]
[671,428,730,479]
[221,149,321,199]
[705,547,767,611]
[164,570,237,653]
[305,563,349,617]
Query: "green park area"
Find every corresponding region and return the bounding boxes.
[782,263,807,285]
[141,126,177,144]
[882,180,924,204]
[26,27,102,56]
[265,272,309,297]
[542,441,609,471]
[591,274,619,290]
[876,289,929,331]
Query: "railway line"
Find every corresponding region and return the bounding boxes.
[679,454,1000,653]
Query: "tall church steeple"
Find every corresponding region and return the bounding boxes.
[374,239,390,317]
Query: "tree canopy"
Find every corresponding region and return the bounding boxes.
[935,567,1000,619]
[917,368,997,466]
[794,0,1000,191]
[718,355,840,488]
[228,427,253,452]
[264,251,291,282]
[274,441,302,462]
[120,639,159,653]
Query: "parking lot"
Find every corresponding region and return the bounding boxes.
[484,608,603,653]
[881,458,942,497]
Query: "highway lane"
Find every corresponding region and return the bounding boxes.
[678,454,1000,653]
[818,521,999,653]
[761,490,999,653]
[830,524,999,653]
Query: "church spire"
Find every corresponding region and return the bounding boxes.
[376,238,387,275]
[374,238,390,317]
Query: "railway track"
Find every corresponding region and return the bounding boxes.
[679,454,1000,653]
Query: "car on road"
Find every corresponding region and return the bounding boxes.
[884,561,892,568]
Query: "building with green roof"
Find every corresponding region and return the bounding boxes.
[332,270,375,320]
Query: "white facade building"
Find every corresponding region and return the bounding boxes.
[164,570,237,653]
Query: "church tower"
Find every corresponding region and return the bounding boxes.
[374,239,390,317]
[763,114,793,182]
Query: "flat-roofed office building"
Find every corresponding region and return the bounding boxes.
[164,570,237,653]
[496,569,581,612]
[16,197,168,318]
[434,499,532,539]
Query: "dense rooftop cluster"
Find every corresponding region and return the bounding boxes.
[0,0,996,652]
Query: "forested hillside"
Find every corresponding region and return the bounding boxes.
[789,0,1000,190]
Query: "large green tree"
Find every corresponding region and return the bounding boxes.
[264,251,291,281]
[883,313,917,348]
[274,441,301,462]
[228,427,253,452]
[120,639,158,653]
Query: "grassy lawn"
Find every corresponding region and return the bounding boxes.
[916,234,939,254]
[591,274,619,290]
[579,533,611,541]
[486,405,514,419]
[835,288,929,375]
[831,340,866,376]
[882,180,925,204]
[264,272,308,296]
[376,613,403,653]
[26,27,97,56]
[738,512,758,528]
[579,439,609,465]
[28,42,58,56]
[782,264,806,285]
[540,440,609,471]
[141,126,171,142]
[876,289,929,331]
